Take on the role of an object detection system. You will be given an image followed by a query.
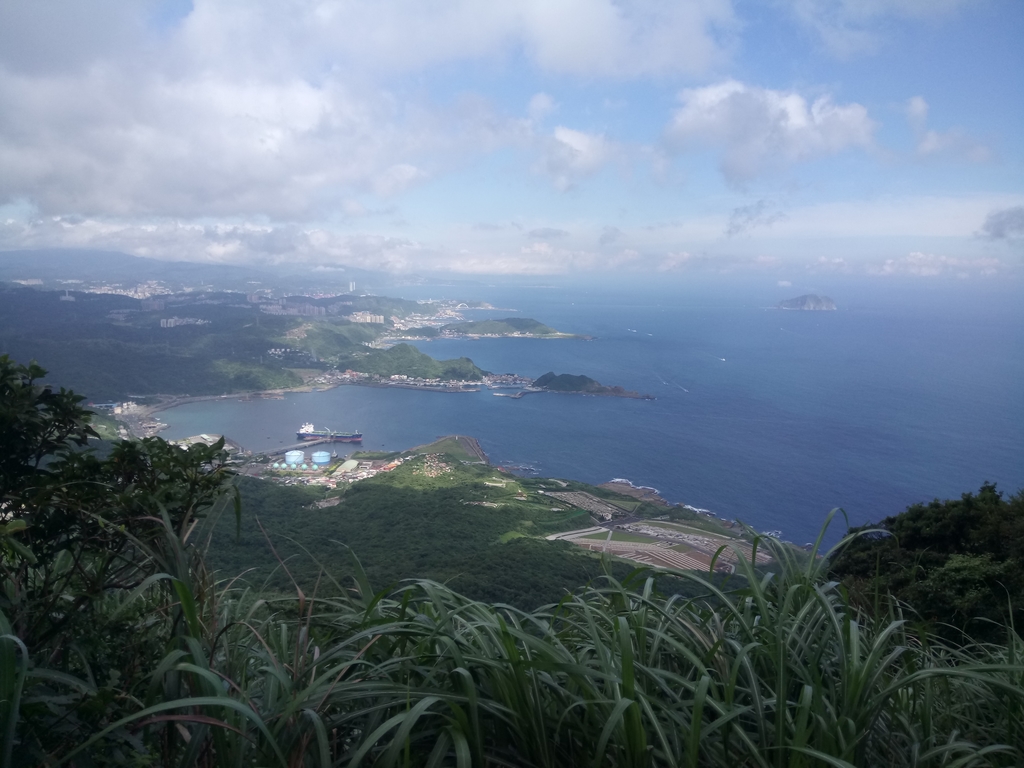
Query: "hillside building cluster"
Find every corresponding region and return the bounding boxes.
[160,317,210,328]
[347,311,385,323]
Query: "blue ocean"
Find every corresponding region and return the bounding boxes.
[160,277,1024,546]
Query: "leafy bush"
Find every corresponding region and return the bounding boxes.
[829,483,1024,640]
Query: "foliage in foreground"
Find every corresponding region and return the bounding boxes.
[2,353,1023,766]
[829,482,1024,641]
[6,525,1024,766]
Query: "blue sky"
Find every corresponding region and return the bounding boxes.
[0,0,1021,278]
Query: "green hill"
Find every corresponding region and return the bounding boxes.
[533,371,653,398]
[0,284,489,397]
[207,454,664,607]
[534,371,607,392]
[350,342,485,380]
[442,317,560,335]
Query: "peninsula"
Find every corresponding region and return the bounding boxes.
[439,317,580,338]
[533,371,654,399]
[776,294,837,311]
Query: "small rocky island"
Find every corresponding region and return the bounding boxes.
[533,372,654,399]
[776,294,837,311]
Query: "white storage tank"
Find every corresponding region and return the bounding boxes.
[311,451,331,465]
[284,450,305,465]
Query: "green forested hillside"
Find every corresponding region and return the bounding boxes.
[442,317,559,335]
[347,342,485,380]
[0,285,488,397]
[206,459,638,607]
[0,284,305,397]
[534,371,607,392]
[829,482,1024,639]
[4,355,1023,767]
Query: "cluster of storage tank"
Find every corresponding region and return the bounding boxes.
[270,449,333,470]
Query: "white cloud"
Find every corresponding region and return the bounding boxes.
[777,279,792,286]
[0,2,734,81]
[517,0,735,77]
[527,93,557,122]
[372,164,428,198]
[0,3,1015,277]
[765,195,1024,239]
[3,1,728,222]
[665,81,875,182]
[785,0,973,57]
[903,96,990,162]
[867,251,1003,277]
[905,96,929,133]
[0,64,469,218]
[658,252,694,271]
[915,129,990,162]
[527,227,570,239]
[538,127,615,190]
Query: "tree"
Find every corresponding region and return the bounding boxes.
[0,355,236,763]
[829,482,1024,640]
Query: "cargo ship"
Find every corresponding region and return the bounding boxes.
[297,423,363,442]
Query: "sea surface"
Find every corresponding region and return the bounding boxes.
[159,277,1024,546]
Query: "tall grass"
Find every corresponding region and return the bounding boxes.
[4,519,1022,766]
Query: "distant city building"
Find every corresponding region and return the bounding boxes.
[348,311,385,324]
[160,317,211,328]
[13,279,42,285]
[59,290,76,301]
[89,280,172,299]
[141,299,165,310]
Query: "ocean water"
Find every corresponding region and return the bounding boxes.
[159,277,1024,545]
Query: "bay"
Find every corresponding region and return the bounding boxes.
[159,277,1024,545]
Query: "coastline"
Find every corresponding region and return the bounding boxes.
[384,332,593,344]
[115,377,490,438]
[115,372,648,438]
[539,388,655,400]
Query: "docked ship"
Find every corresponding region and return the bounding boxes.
[297,423,363,442]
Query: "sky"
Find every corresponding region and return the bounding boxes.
[0,0,1022,278]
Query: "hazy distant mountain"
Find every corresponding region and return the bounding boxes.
[776,294,837,311]
[0,248,381,294]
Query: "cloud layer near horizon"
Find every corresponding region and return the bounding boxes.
[0,1,1020,276]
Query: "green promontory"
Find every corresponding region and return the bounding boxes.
[352,343,485,380]
[533,371,651,399]
[442,317,563,336]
